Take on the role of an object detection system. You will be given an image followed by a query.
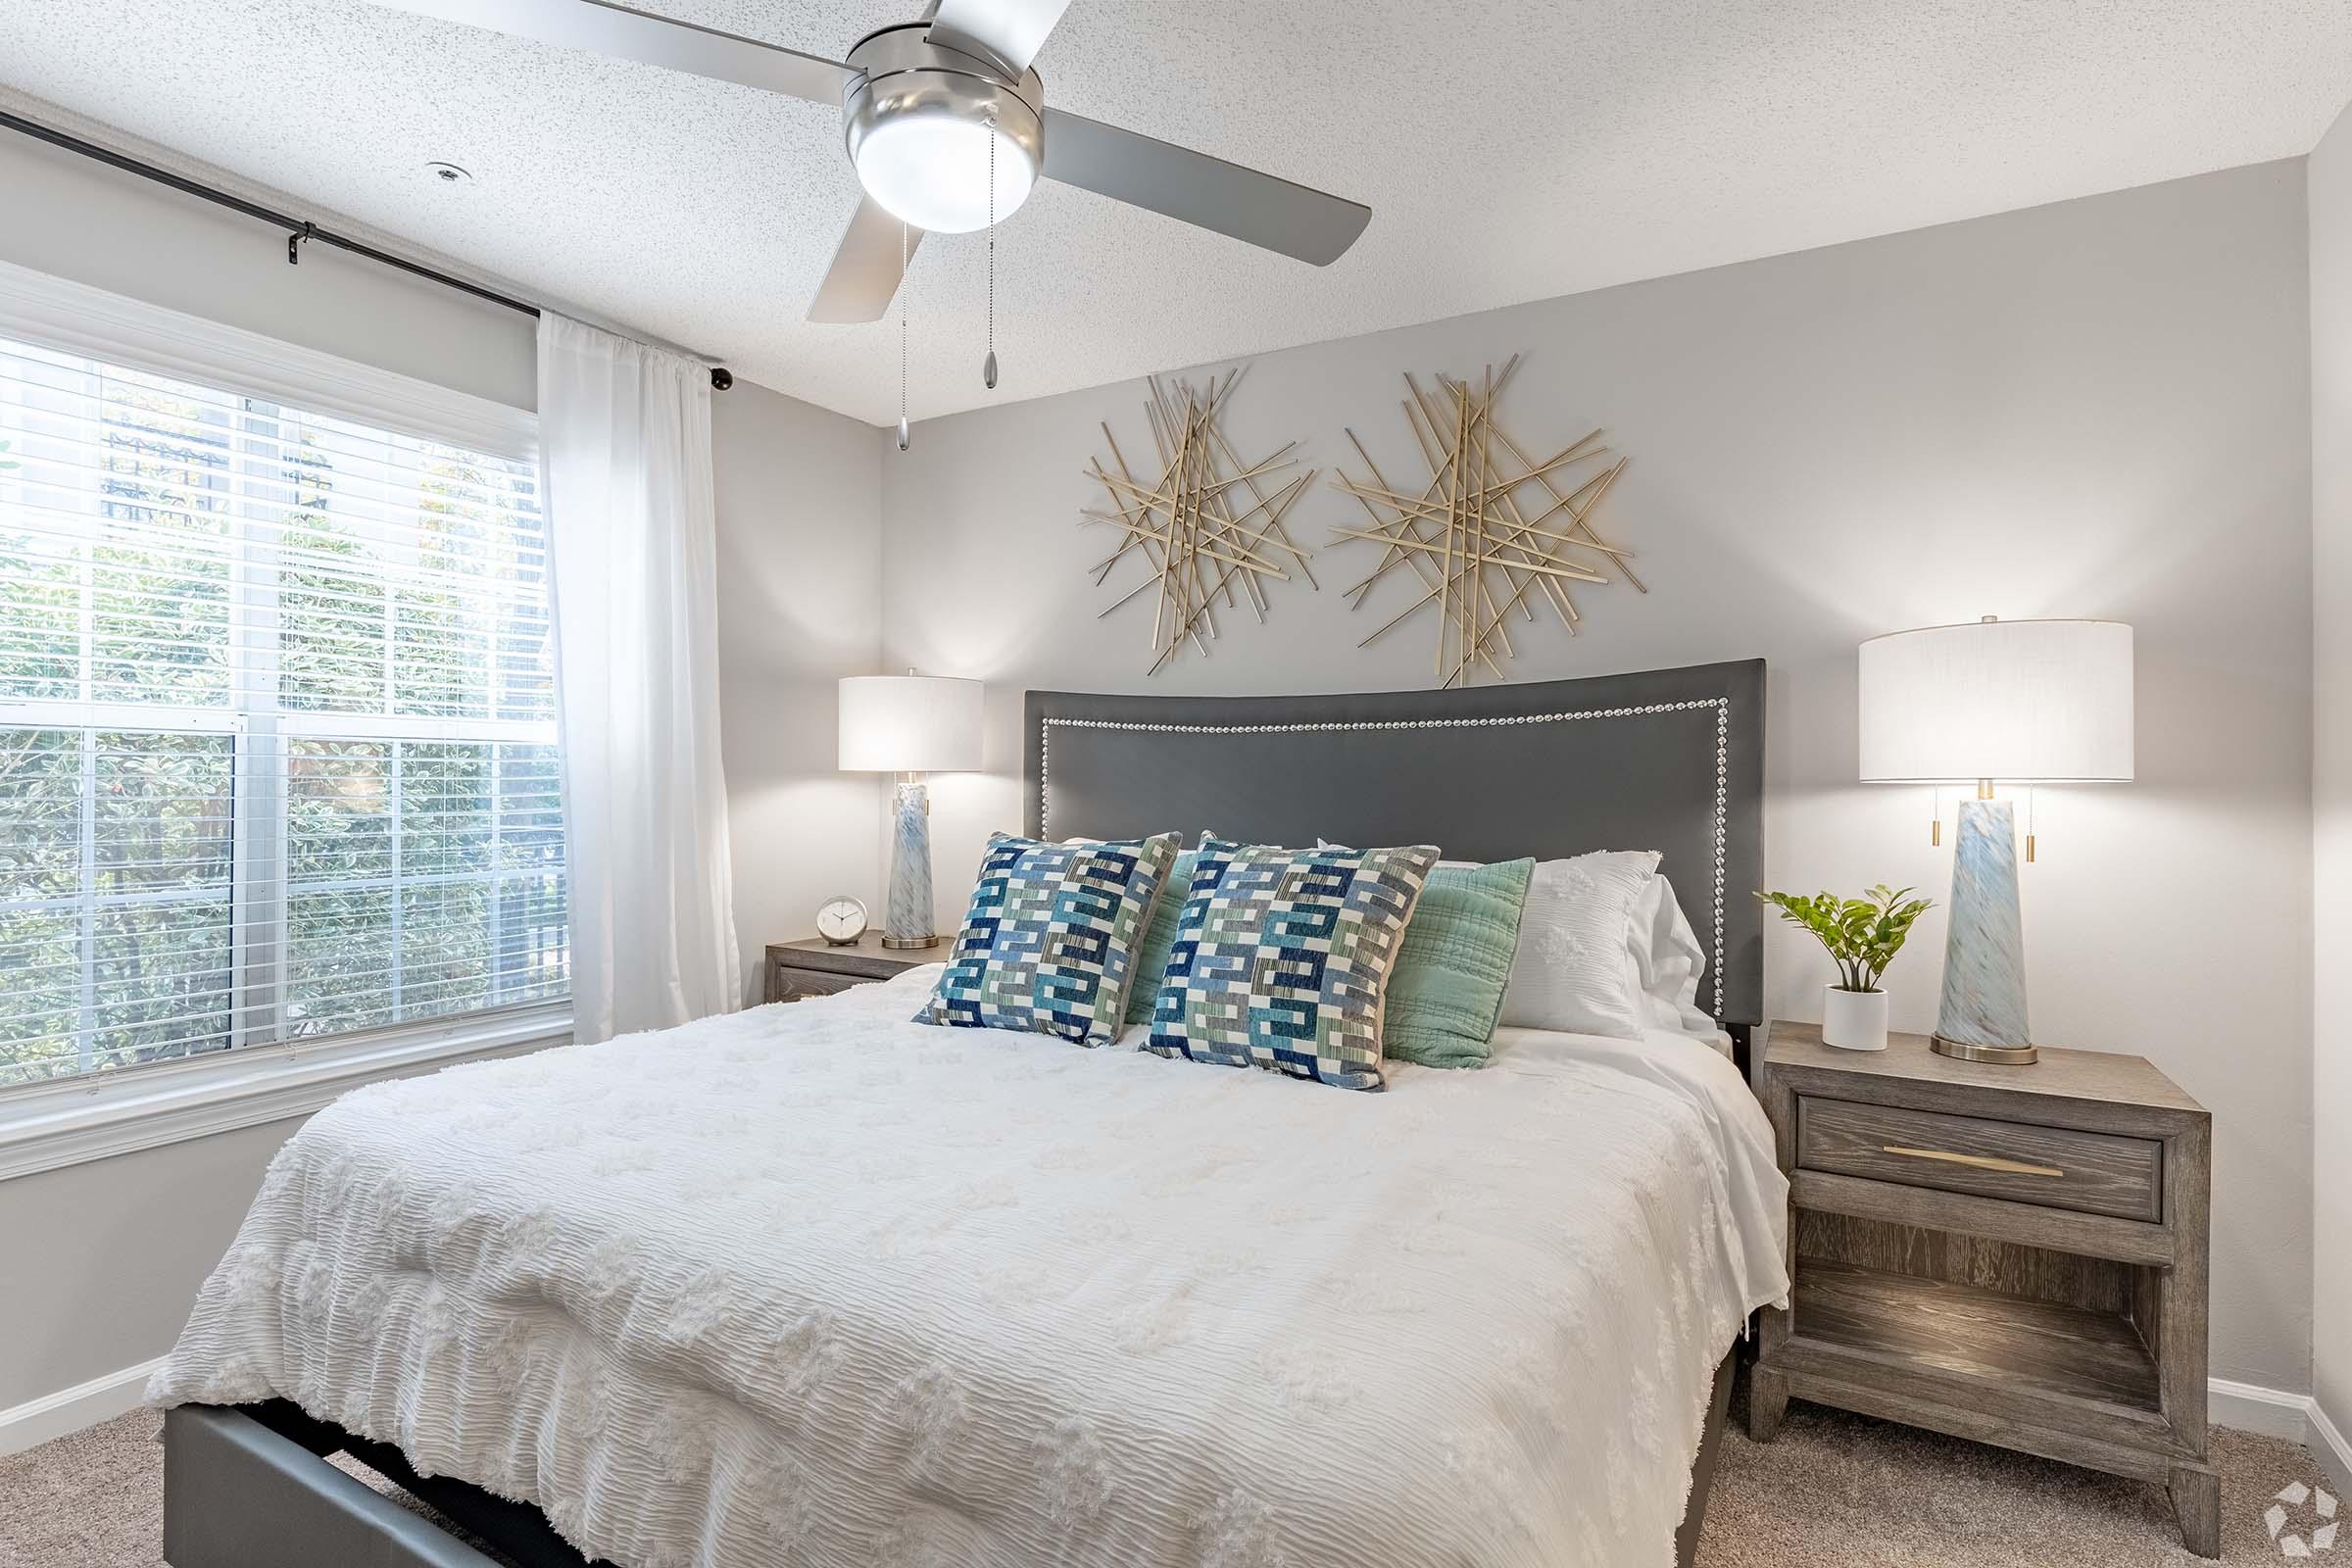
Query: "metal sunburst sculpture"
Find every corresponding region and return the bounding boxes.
[1330,355,1642,686]
[1084,368,1317,674]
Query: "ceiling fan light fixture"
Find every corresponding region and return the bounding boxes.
[362,0,1373,328]
[854,113,1035,234]
[841,24,1045,239]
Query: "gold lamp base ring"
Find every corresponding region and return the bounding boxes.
[1931,1035,2038,1066]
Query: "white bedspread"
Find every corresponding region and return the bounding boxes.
[152,970,1788,1568]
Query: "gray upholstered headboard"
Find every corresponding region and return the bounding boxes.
[1022,659,1766,1028]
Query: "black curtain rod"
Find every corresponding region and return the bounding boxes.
[0,108,734,391]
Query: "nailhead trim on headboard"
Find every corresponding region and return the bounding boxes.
[1039,698,1733,1015]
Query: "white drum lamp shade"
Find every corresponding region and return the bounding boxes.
[838,673,983,952]
[838,675,984,774]
[1859,618,2133,783]
[1855,616,2133,1066]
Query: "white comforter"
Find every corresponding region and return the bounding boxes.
[152,970,1788,1568]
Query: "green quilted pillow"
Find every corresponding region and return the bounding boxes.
[1123,847,1200,1026]
[1381,858,1535,1068]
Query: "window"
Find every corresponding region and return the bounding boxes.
[0,331,565,1089]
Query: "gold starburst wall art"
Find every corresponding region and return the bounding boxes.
[1084,368,1317,674]
[1330,355,1642,686]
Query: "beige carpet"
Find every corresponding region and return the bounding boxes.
[0,1391,2331,1566]
[1699,1383,2329,1565]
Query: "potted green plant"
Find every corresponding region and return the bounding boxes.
[1755,884,1934,1051]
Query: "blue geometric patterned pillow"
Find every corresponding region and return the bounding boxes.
[1146,837,1440,1090]
[915,831,1181,1046]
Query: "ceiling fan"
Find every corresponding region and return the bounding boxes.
[367,0,1374,323]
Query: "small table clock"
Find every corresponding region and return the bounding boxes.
[815,896,869,947]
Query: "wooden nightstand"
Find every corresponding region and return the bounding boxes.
[763,934,931,1004]
[1749,1021,2216,1556]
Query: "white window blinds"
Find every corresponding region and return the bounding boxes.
[0,331,566,1088]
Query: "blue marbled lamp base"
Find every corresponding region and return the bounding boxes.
[1935,797,2035,1064]
[883,778,939,950]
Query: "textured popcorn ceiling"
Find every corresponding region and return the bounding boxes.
[3,0,2349,426]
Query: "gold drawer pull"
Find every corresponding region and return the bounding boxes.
[1881,1145,2064,1179]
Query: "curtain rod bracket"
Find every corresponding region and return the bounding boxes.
[288,221,315,266]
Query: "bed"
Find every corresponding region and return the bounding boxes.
[153,658,1782,1568]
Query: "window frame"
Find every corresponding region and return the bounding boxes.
[0,259,570,1173]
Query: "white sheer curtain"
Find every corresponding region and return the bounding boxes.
[538,315,740,1042]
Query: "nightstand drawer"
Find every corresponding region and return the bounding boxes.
[773,968,862,1003]
[1795,1096,2162,1222]
[765,937,926,1004]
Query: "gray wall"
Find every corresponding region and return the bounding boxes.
[0,1116,306,1409]
[881,162,2317,1392]
[0,130,883,1413]
[2312,103,2352,1438]
[714,380,885,1003]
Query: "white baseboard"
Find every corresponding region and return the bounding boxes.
[2210,1377,2352,1494]
[2310,1396,2352,1498]
[2212,1376,2321,1440]
[0,1355,165,1457]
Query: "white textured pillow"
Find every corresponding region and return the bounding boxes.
[1497,850,1661,1040]
[1635,875,1716,1036]
[1315,842,1687,1042]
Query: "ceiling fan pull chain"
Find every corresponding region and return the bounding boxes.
[897,219,911,452]
[984,116,999,392]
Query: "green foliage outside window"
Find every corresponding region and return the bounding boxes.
[0,347,564,1087]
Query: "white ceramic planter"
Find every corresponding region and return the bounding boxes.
[1821,985,1889,1051]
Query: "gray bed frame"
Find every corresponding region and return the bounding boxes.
[165,658,1768,1568]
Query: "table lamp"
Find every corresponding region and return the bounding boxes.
[839,671,984,949]
[1858,617,2133,1064]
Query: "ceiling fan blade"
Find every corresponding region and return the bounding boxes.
[1041,111,1371,267]
[808,197,925,323]
[923,0,1072,75]
[362,0,852,105]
